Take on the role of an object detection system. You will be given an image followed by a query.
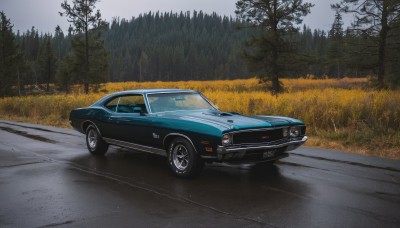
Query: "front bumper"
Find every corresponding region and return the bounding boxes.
[214,136,308,162]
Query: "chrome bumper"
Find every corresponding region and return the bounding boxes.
[215,136,308,161]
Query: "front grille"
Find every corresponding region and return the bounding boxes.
[232,128,285,145]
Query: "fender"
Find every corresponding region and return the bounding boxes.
[163,133,198,153]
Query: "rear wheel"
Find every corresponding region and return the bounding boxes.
[168,137,204,178]
[86,125,108,155]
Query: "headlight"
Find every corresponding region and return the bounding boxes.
[282,127,289,137]
[290,126,300,137]
[222,134,231,145]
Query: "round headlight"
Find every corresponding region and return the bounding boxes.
[222,134,231,145]
[290,126,300,137]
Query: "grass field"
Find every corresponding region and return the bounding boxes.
[1,77,399,159]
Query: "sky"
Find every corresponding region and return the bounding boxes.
[1,0,352,34]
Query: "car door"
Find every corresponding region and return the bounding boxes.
[106,94,154,145]
[100,95,121,139]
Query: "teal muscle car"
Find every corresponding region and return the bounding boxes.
[69,89,307,177]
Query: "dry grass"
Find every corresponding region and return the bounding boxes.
[1,77,399,159]
[91,77,368,93]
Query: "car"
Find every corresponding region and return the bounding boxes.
[69,89,307,177]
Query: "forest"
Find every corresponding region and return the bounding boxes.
[0,3,399,96]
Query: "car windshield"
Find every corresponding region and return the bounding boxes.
[147,92,216,113]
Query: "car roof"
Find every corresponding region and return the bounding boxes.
[123,88,196,94]
[91,89,198,106]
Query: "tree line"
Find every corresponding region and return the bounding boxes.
[0,0,399,96]
[236,0,399,93]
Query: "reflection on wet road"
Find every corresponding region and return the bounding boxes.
[0,120,399,227]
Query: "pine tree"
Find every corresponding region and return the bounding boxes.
[332,0,400,88]
[38,36,57,92]
[56,53,75,93]
[60,0,108,93]
[69,31,109,89]
[54,25,64,59]
[0,12,19,96]
[327,12,345,78]
[235,0,314,95]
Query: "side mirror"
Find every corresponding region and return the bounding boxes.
[133,106,145,115]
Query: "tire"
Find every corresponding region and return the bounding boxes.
[85,125,109,155]
[168,137,204,178]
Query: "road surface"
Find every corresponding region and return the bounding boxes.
[0,120,399,228]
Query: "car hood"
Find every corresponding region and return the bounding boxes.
[154,110,303,132]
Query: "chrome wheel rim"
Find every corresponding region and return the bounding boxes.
[172,144,189,171]
[88,129,97,149]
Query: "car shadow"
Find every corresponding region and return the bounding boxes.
[68,146,311,218]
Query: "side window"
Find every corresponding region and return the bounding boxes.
[105,97,119,112]
[104,95,148,113]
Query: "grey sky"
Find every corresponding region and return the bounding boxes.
[1,0,352,34]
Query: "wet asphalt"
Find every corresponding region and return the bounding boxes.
[0,120,399,228]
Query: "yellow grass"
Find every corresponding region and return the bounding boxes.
[92,77,368,94]
[1,77,399,159]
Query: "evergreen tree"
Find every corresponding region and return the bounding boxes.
[385,18,400,87]
[38,36,57,92]
[53,25,64,59]
[332,0,400,88]
[327,12,345,78]
[0,12,19,96]
[69,29,109,88]
[20,27,40,85]
[56,52,75,93]
[60,0,108,93]
[235,0,314,95]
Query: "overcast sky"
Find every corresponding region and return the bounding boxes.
[1,0,352,34]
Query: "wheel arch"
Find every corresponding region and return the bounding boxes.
[81,120,102,136]
[163,133,198,153]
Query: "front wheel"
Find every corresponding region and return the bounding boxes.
[86,125,109,155]
[168,137,204,178]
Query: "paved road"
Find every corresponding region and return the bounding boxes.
[0,120,399,228]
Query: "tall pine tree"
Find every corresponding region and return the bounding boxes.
[38,36,57,92]
[0,12,20,96]
[236,0,314,95]
[60,0,108,93]
[332,0,400,88]
[327,12,345,78]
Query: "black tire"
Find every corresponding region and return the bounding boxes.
[168,137,204,178]
[85,125,109,155]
